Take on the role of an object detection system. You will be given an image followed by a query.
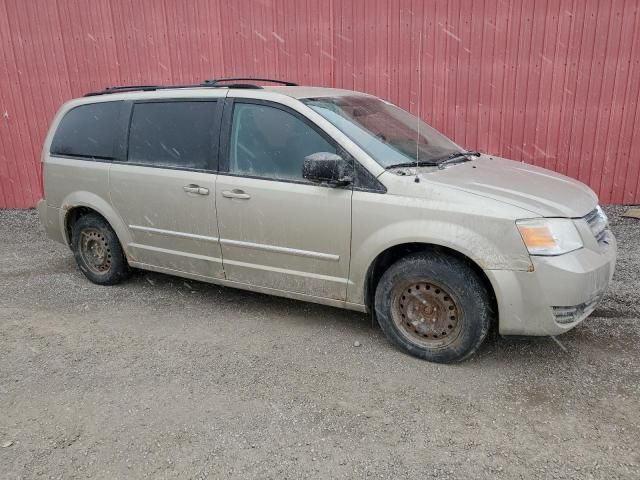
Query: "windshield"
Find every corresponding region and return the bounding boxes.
[302,95,461,168]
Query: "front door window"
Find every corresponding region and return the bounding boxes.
[229,103,338,181]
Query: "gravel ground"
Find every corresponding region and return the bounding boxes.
[1,206,639,479]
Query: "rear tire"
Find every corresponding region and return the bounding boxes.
[374,252,493,363]
[71,213,131,285]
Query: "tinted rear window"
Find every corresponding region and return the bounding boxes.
[128,101,217,170]
[50,102,121,159]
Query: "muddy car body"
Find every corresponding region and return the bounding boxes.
[38,79,617,362]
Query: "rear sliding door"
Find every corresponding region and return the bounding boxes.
[109,98,225,279]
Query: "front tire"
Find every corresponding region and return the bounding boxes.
[71,213,131,285]
[374,252,493,363]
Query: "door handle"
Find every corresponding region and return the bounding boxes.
[183,184,209,195]
[222,189,251,200]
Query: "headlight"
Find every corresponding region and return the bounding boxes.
[516,218,583,256]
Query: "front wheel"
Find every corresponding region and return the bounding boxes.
[374,252,494,363]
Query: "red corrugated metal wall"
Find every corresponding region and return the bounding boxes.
[1,0,639,207]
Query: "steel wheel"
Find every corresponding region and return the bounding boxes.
[78,228,112,274]
[391,280,463,349]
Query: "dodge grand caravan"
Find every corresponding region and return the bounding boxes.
[38,78,617,363]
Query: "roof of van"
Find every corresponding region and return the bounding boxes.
[259,86,369,99]
[82,84,370,101]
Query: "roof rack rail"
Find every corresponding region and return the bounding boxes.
[84,77,298,97]
[84,85,168,96]
[202,77,298,87]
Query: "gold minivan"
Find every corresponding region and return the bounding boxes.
[38,78,616,363]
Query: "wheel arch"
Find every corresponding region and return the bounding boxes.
[60,192,132,250]
[64,206,106,246]
[363,242,498,325]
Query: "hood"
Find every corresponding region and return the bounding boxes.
[418,155,598,217]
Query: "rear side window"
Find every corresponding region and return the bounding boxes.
[50,102,121,160]
[128,101,217,170]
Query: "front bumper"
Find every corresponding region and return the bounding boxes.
[487,232,617,336]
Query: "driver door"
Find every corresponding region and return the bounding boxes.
[215,99,353,300]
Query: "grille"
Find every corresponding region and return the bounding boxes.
[584,206,609,246]
[552,294,603,325]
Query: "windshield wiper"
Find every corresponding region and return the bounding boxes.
[385,160,440,169]
[385,151,481,170]
[437,150,481,169]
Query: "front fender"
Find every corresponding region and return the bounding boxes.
[347,219,532,305]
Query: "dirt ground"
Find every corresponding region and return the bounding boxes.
[1,206,639,479]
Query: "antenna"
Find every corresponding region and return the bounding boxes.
[415,31,423,183]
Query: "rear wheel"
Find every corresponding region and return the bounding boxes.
[374,252,493,363]
[71,213,131,285]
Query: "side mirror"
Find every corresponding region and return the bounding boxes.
[302,152,352,187]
